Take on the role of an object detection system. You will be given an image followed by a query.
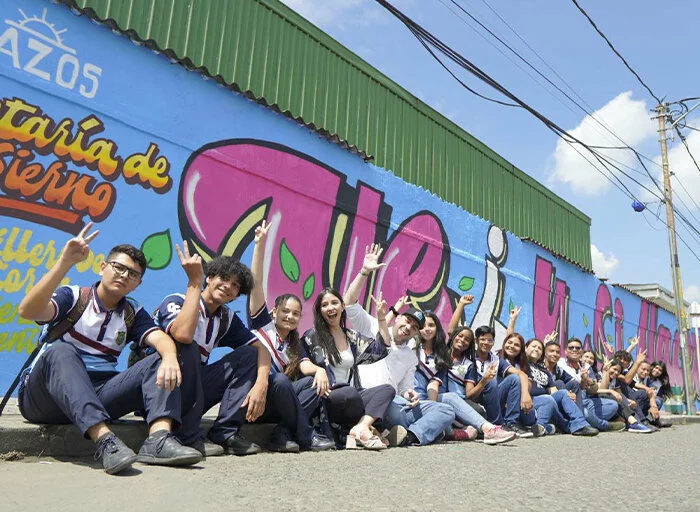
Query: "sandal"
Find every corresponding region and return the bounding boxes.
[345,434,386,450]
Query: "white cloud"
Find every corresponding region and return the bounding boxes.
[591,244,619,278]
[279,0,377,29]
[548,91,656,195]
[685,284,700,302]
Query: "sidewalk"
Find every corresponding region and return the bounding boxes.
[0,399,275,458]
[2,398,699,458]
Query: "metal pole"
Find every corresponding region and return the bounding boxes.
[693,303,700,411]
[656,103,694,415]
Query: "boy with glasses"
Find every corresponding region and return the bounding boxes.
[18,225,202,474]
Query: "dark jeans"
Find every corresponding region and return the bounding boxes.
[325,384,395,426]
[256,374,320,445]
[18,341,200,440]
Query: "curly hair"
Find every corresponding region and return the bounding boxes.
[203,256,254,295]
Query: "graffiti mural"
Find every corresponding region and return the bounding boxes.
[0,0,697,407]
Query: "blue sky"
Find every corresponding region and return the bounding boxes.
[280,0,700,304]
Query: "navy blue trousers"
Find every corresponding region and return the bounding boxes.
[256,374,320,446]
[18,341,200,439]
[194,347,257,444]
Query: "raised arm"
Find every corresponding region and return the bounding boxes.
[447,294,473,335]
[504,306,521,339]
[166,241,204,344]
[621,348,646,385]
[249,220,271,316]
[343,244,386,306]
[371,291,391,347]
[385,295,409,325]
[19,223,99,322]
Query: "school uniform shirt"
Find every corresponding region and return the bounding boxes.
[647,378,663,395]
[37,283,159,373]
[544,363,573,384]
[346,303,417,395]
[445,354,474,398]
[527,363,555,396]
[465,352,510,384]
[155,293,256,364]
[248,303,308,374]
[416,346,443,386]
[414,346,448,397]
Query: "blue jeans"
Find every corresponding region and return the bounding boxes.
[384,396,455,445]
[549,390,589,433]
[520,394,555,427]
[583,396,618,430]
[438,392,487,431]
[496,374,522,425]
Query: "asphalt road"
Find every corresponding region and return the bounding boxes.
[1,424,699,512]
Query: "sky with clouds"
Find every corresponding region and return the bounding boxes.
[280,0,700,303]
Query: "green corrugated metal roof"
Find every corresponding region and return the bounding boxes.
[57,0,592,269]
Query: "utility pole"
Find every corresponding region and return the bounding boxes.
[655,102,694,415]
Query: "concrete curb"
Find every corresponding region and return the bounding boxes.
[1,399,698,458]
[0,399,275,458]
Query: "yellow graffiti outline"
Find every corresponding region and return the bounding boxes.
[218,203,268,257]
[328,213,348,284]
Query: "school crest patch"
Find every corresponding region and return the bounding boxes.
[115,331,127,346]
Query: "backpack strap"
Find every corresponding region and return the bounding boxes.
[122,297,136,331]
[42,286,93,345]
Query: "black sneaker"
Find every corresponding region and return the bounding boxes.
[137,431,202,466]
[571,425,599,436]
[641,420,659,432]
[503,424,533,438]
[94,433,137,475]
[650,416,672,428]
[187,438,225,459]
[303,433,335,452]
[219,433,262,456]
[268,426,300,453]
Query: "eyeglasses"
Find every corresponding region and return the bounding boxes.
[567,346,582,351]
[106,261,142,281]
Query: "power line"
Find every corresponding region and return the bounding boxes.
[440,0,665,196]
[377,0,663,201]
[569,0,661,104]
[374,0,700,262]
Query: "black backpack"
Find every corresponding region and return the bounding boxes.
[0,287,135,416]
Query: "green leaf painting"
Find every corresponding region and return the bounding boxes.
[279,239,300,282]
[606,334,613,343]
[458,276,474,291]
[303,273,315,300]
[508,298,514,314]
[140,229,172,270]
[582,313,588,327]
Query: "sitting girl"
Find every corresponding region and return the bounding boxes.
[414,314,515,445]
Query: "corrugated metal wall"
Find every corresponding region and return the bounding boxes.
[59,0,592,269]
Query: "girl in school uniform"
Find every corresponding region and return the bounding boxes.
[414,315,514,445]
[523,338,598,436]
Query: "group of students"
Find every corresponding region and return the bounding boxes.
[14,221,673,475]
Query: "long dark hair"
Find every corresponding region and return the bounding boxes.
[582,350,600,374]
[448,326,475,363]
[420,311,451,374]
[312,287,347,366]
[649,361,672,399]
[499,332,528,372]
[272,293,304,379]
